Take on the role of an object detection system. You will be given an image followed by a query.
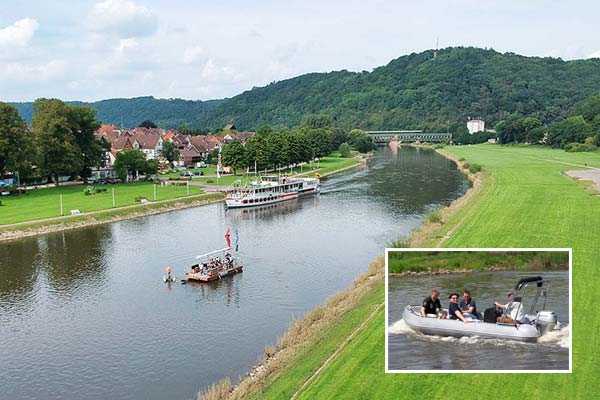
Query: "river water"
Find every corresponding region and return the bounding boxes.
[0,147,468,400]
[387,271,570,371]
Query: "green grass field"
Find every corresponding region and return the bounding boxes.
[388,250,568,273]
[0,182,203,225]
[249,144,600,399]
[192,153,361,187]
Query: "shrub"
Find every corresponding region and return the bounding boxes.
[564,142,597,152]
[426,211,443,224]
[462,162,470,169]
[206,179,214,184]
[338,142,351,158]
[458,157,466,162]
[84,186,94,196]
[469,163,482,173]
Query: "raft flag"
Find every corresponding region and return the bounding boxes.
[225,228,232,248]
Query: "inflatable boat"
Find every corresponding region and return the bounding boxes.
[402,276,559,343]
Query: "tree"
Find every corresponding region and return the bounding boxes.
[32,99,83,185]
[547,116,594,148]
[161,141,180,166]
[339,142,351,158]
[348,129,374,153]
[69,106,103,181]
[138,120,157,128]
[113,149,148,181]
[221,141,247,174]
[0,102,36,182]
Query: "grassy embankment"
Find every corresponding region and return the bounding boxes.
[191,152,363,187]
[210,144,599,399]
[388,250,569,274]
[0,182,204,225]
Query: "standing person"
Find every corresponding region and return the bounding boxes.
[448,293,469,322]
[459,289,480,319]
[495,292,524,323]
[420,289,444,318]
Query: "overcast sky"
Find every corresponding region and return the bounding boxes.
[1,0,599,102]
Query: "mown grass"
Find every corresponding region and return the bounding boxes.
[192,153,362,187]
[388,250,568,273]
[244,144,600,399]
[0,182,203,225]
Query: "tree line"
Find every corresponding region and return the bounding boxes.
[1,100,108,185]
[221,115,374,174]
[493,94,600,151]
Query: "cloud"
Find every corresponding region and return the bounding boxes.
[183,46,206,64]
[200,58,243,83]
[0,59,67,82]
[88,0,158,38]
[586,50,600,59]
[0,18,39,47]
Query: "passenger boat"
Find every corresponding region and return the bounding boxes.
[225,175,319,208]
[402,276,559,343]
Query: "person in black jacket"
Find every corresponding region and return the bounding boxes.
[420,289,443,318]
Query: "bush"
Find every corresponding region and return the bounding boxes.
[339,142,351,158]
[462,162,470,169]
[458,157,466,162]
[84,186,94,196]
[206,179,214,184]
[469,163,482,173]
[564,142,597,152]
[426,211,443,224]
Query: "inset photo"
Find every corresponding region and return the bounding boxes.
[385,248,571,373]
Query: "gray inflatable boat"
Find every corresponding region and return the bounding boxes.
[402,276,558,343]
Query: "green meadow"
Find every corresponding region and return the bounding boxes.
[192,153,361,187]
[0,182,203,225]
[247,144,600,399]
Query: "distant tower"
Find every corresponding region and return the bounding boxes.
[433,37,439,59]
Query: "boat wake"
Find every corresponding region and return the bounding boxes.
[538,324,570,349]
[388,319,570,349]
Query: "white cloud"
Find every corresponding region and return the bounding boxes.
[117,37,139,52]
[0,59,67,82]
[200,58,244,83]
[88,0,158,38]
[183,46,206,64]
[586,50,600,59]
[0,18,39,47]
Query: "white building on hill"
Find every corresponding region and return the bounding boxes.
[467,118,485,134]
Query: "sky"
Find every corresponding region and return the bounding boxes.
[1,0,599,102]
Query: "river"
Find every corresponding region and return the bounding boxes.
[0,147,468,400]
[387,271,570,371]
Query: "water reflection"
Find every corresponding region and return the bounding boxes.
[1,147,468,400]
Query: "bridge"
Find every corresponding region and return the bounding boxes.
[365,130,452,144]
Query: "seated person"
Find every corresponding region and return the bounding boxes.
[495,292,524,324]
[420,289,443,318]
[459,289,480,319]
[448,293,470,322]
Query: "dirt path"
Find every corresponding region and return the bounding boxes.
[565,169,600,193]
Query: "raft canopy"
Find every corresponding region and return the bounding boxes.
[515,276,544,291]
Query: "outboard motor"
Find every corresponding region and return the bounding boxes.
[536,311,558,335]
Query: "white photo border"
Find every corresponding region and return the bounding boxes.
[384,247,573,374]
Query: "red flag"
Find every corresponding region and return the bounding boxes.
[224,228,232,248]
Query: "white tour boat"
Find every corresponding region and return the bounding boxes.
[225,175,320,208]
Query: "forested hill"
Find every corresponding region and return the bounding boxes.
[11,96,223,130]
[10,47,600,131]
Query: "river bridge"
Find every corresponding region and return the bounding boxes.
[365,130,452,144]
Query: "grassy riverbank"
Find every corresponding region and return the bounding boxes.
[0,182,203,225]
[0,192,224,242]
[192,152,363,187]
[212,144,599,399]
[388,250,569,274]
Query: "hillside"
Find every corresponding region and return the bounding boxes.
[10,47,600,131]
[11,96,223,130]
